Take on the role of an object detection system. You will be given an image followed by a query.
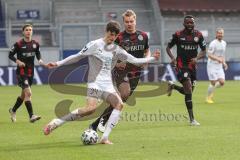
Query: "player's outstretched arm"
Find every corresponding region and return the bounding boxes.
[118,48,160,64]
[38,59,49,68]
[47,62,58,69]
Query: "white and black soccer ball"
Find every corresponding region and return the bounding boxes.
[81,129,98,145]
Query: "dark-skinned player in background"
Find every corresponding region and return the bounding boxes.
[166,15,206,126]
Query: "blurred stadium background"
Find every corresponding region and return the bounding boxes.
[0,0,240,85]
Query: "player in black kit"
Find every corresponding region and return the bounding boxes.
[90,10,160,132]
[8,24,46,123]
[166,15,206,126]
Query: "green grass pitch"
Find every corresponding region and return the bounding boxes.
[0,81,240,160]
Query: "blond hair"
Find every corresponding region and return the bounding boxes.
[122,9,136,20]
[216,27,224,33]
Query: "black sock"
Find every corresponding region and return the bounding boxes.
[185,94,194,122]
[25,101,33,118]
[101,107,114,125]
[12,97,23,112]
[90,106,113,131]
[173,84,185,95]
[91,118,101,131]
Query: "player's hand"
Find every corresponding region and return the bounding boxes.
[223,62,228,70]
[170,58,177,67]
[41,63,49,68]
[38,60,48,68]
[47,62,58,69]
[16,60,25,67]
[190,58,197,65]
[153,50,160,60]
[217,57,224,63]
[115,62,126,70]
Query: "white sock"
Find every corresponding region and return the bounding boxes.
[53,109,81,126]
[101,109,121,141]
[207,84,215,97]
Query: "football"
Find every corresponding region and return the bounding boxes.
[81,129,99,145]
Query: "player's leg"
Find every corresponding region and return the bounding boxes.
[23,87,41,122]
[22,77,41,123]
[12,89,25,112]
[206,65,216,103]
[9,76,25,122]
[89,81,130,132]
[89,106,113,131]
[100,93,123,144]
[171,83,185,95]
[100,80,132,130]
[182,79,199,125]
[44,97,98,135]
[217,68,225,87]
[206,80,216,103]
[168,70,185,96]
[206,68,224,103]
[89,75,131,132]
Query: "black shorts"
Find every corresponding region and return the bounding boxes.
[176,68,196,84]
[17,75,33,89]
[114,69,141,94]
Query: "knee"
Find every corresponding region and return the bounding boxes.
[183,87,192,94]
[219,81,225,86]
[121,94,129,102]
[20,94,25,100]
[85,106,96,115]
[24,90,32,98]
[115,103,123,111]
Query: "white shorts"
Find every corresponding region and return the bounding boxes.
[87,82,122,103]
[207,64,225,81]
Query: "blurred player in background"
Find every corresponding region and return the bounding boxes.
[166,15,206,126]
[206,28,227,104]
[43,21,160,144]
[89,9,155,132]
[8,24,45,123]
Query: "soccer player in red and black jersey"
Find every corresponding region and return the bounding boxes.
[90,10,160,132]
[8,24,46,123]
[166,15,206,126]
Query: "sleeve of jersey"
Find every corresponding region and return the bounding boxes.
[207,41,215,54]
[199,35,207,51]
[117,47,155,64]
[144,33,149,50]
[57,41,96,66]
[35,44,42,60]
[167,33,177,48]
[8,43,18,62]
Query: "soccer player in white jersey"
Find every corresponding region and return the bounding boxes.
[43,21,160,144]
[206,28,228,104]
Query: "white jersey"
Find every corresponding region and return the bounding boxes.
[207,39,227,67]
[207,39,226,80]
[56,38,155,92]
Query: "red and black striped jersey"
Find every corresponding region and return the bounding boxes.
[115,30,149,58]
[167,29,206,70]
[115,30,149,71]
[9,39,41,76]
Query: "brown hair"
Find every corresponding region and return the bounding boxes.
[22,24,33,31]
[122,9,136,21]
[106,20,121,34]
